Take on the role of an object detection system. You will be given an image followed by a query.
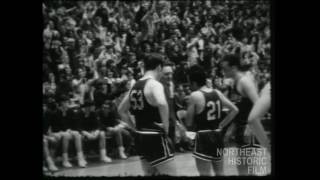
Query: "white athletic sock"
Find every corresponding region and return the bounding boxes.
[77,151,84,160]
[100,149,106,157]
[46,156,54,164]
[62,153,69,161]
[118,146,125,152]
[118,146,127,159]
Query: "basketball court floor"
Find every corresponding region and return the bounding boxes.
[46,147,271,177]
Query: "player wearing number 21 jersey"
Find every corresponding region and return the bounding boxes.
[186,65,239,176]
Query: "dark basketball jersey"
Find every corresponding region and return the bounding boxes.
[230,80,253,125]
[194,90,222,131]
[129,78,162,131]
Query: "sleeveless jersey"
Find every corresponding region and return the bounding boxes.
[129,78,163,131]
[230,79,254,125]
[194,90,222,131]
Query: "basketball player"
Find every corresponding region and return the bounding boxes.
[220,54,259,175]
[186,65,239,176]
[118,53,176,176]
[247,82,271,151]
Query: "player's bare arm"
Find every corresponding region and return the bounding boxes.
[248,83,271,123]
[247,83,271,149]
[239,77,259,104]
[150,80,170,135]
[216,90,239,129]
[240,76,266,139]
[185,92,199,128]
[118,93,135,129]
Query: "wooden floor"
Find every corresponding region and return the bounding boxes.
[47,147,271,177]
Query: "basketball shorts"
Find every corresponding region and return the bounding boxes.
[193,130,224,161]
[134,130,174,167]
[234,123,248,147]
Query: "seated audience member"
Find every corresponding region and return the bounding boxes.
[65,98,88,167]
[98,99,131,159]
[46,95,73,168]
[80,100,112,163]
[43,103,58,171]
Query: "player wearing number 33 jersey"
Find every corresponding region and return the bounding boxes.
[186,65,239,176]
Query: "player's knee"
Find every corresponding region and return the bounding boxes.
[74,132,83,140]
[63,132,72,140]
[72,130,80,136]
[113,127,121,134]
[99,131,105,138]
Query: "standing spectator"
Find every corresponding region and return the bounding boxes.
[174,61,189,84]
[127,53,138,70]
[48,39,64,78]
[43,72,57,95]
[43,20,59,50]
[134,61,145,80]
[126,70,136,89]
[200,21,217,38]
[201,44,215,72]
[63,38,78,75]
[106,60,120,79]
[72,68,88,104]
[186,32,203,66]
[168,44,185,65]
[141,0,160,41]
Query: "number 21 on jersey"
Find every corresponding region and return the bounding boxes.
[206,100,221,121]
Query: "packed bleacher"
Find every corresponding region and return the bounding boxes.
[43,0,270,172]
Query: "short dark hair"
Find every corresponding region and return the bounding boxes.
[144,53,164,71]
[221,54,242,69]
[189,65,207,87]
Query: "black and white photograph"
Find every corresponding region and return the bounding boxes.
[42,0,272,177]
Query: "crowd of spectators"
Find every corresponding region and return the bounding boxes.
[43,0,270,171]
